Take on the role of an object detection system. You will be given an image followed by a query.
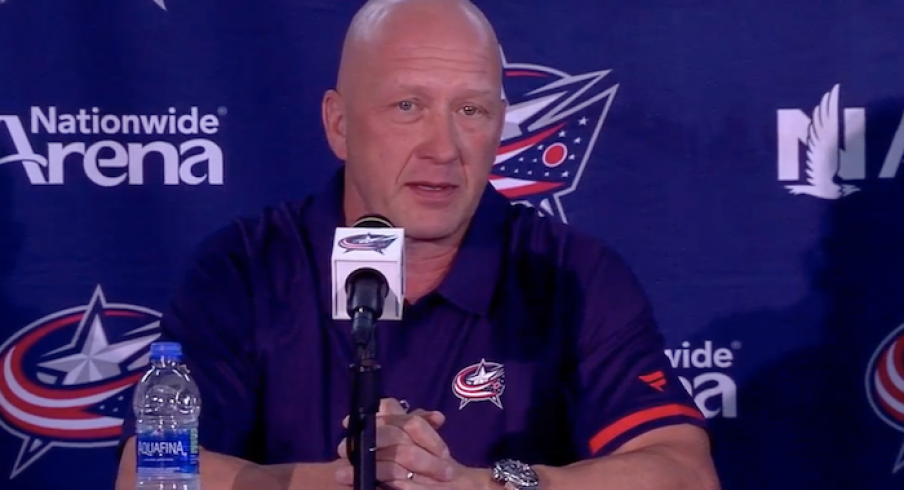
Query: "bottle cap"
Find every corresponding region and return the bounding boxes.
[150,341,182,361]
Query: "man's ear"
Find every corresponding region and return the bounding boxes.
[322,89,348,160]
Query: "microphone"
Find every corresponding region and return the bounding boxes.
[331,214,405,323]
[332,214,403,490]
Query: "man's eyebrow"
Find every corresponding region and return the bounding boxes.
[389,83,500,99]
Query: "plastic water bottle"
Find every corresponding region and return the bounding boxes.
[133,341,201,490]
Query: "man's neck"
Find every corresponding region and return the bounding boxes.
[404,239,459,303]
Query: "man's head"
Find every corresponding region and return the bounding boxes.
[321,0,506,242]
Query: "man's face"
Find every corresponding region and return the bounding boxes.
[327,21,505,241]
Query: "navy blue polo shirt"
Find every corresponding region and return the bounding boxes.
[121,168,706,468]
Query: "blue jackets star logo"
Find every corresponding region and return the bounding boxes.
[491,48,619,223]
[866,322,904,474]
[452,358,506,410]
[0,285,161,478]
[338,233,397,254]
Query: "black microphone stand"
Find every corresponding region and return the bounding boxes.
[346,271,387,490]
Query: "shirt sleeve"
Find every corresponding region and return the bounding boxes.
[570,249,707,458]
[119,222,263,462]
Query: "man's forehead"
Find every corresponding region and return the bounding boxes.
[365,51,502,93]
[338,0,501,93]
[349,0,491,39]
[347,0,496,58]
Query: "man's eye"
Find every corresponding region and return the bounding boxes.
[398,100,414,111]
[462,105,481,116]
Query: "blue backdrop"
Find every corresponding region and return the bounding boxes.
[2,1,904,489]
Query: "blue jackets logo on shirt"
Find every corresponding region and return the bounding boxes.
[452,358,505,410]
[0,285,160,478]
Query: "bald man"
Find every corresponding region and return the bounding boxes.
[115,1,720,489]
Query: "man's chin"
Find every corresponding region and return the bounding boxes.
[401,219,469,244]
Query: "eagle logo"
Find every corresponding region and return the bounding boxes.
[785,84,860,199]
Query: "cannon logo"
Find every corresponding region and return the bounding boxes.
[866,323,904,474]
[0,286,161,478]
[0,106,226,186]
[664,340,741,419]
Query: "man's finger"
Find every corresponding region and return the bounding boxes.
[375,410,444,430]
[378,398,409,416]
[342,398,410,429]
[337,424,413,458]
[381,414,451,459]
[377,482,453,490]
[376,461,444,485]
[408,409,445,429]
[334,461,447,488]
[376,444,455,482]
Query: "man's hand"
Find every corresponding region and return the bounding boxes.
[334,399,490,490]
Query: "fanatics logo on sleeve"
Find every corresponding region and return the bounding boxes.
[0,286,161,478]
[639,371,667,392]
[452,359,505,410]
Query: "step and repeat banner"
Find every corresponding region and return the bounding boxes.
[1,1,903,489]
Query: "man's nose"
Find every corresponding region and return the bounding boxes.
[418,112,462,164]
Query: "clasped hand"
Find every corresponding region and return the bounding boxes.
[334,398,484,489]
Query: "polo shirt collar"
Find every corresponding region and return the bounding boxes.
[304,167,508,318]
[433,183,508,316]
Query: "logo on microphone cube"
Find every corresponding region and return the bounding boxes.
[331,227,405,321]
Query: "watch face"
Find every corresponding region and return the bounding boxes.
[494,459,539,489]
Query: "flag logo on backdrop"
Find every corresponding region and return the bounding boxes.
[0,286,160,478]
[491,48,618,223]
[776,83,904,199]
[865,322,904,474]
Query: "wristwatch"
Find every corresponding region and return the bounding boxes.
[491,459,540,490]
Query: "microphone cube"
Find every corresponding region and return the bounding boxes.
[331,226,405,321]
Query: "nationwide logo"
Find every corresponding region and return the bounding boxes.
[491,48,618,223]
[777,84,904,199]
[0,106,226,186]
[865,323,904,474]
[451,358,505,410]
[337,233,397,254]
[664,340,740,419]
[0,286,161,478]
